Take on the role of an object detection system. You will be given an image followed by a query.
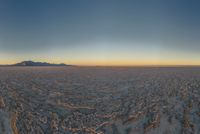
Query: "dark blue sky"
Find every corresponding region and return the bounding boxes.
[0,0,200,65]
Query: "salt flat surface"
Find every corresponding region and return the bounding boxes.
[0,67,200,134]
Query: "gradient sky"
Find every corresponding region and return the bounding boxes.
[0,0,200,66]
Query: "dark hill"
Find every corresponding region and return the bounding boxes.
[13,61,69,66]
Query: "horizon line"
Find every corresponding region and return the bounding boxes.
[2,60,200,67]
[2,64,200,68]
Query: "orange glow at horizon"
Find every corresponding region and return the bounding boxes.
[1,59,200,66]
[69,60,200,66]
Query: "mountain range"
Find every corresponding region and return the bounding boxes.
[12,61,70,66]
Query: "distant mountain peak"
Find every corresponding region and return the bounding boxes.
[13,61,69,66]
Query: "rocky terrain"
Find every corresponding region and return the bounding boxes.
[0,67,200,134]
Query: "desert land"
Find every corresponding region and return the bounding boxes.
[0,67,200,134]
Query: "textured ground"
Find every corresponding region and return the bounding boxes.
[0,67,200,134]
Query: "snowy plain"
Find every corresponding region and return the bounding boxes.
[0,67,200,134]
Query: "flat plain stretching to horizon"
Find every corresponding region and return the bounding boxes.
[0,66,200,134]
[1,0,200,134]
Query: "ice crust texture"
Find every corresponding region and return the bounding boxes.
[0,67,200,134]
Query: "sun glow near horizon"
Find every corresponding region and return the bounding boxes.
[1,44,200,66]
[1,57,200,66]
[0,0,200,66]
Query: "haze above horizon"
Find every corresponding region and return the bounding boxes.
[0,0,200,66]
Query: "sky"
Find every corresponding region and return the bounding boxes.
[0,0,200,66]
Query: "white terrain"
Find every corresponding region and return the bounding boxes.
[0,67,200,134]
